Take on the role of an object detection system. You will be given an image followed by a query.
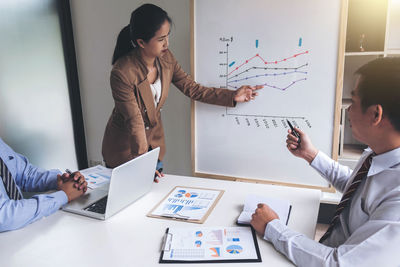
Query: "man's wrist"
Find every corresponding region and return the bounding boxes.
[263,219,282,241]
[305,149,319,164]
[60,189,71,202]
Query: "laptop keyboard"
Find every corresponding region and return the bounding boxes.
[84,196,108,214]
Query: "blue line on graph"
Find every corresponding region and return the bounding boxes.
[229,61,235,67]
[227,63,308,80]
[227,70,308,84]
[256,40,259,48]
[299,38,302,47]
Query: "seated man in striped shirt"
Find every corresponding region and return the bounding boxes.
[0,138,87,232]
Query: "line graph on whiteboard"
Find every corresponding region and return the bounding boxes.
[217,36,313,130]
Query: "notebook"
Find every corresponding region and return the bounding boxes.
[237,195,292,226]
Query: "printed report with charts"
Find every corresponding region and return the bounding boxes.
[148,186,224,223]
[160,226,261,263]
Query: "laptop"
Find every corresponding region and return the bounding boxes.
[62,148,160,220]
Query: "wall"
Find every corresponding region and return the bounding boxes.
[70,0,192,175]
[0,0,78,171]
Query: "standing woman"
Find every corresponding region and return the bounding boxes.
[102,4,261,178]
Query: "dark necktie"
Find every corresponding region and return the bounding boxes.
[0,157,22,200]
[319,153,373,243]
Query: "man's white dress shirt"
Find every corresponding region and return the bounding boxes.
[264,147,400,267]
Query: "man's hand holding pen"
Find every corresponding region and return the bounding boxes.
[286,127,319,164]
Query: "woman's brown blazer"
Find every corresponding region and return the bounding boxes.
[102,49,236,168]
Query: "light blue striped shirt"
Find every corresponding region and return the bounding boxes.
[0,138,68,232]
[264,147,400,267]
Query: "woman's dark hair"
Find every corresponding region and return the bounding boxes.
[112,4,172,64]
[355,57,400,132]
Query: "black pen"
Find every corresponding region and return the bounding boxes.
[64,169,76,181]
[286,120,301,144]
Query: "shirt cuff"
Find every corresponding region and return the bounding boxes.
[47,169,63,190]
[264,218,288,242]
[48,190,69,207]
[310,151,331,170]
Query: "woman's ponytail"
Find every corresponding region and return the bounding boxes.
[112,25,133,65]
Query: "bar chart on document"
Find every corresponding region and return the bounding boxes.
[194,0,340,187]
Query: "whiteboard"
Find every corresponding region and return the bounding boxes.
[193,0,344,189]
[386,0,400,52]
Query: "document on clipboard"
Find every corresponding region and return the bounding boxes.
[147,186,224,223]
[159,226,261,263]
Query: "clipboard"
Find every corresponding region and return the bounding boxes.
[159,226,262,263]
[147,186,224,224]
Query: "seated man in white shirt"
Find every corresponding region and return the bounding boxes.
[0,138,88,232]
[251,57,400,266]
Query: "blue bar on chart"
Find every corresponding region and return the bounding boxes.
[164,204,184,214]
[168,198,194,205]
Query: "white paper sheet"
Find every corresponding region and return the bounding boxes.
[237,195,291,225]
[79,165,112,189]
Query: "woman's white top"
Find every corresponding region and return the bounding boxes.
[149,61,162,107]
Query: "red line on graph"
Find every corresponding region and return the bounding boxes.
[228,51,309,76]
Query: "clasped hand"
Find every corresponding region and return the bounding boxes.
[57,171,88,202]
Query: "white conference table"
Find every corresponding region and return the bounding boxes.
[1,174,321,267]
